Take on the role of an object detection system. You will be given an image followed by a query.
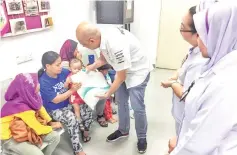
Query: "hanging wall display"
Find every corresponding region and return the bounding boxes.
[9,18,27,34]
[23,0,38,16]
[5,0,24,15]
[40,15,53,28]
[1,0,53,37]
[38,0,50,12]
[0,4,7,31]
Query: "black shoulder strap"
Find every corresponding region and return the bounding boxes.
[117,27,125,35]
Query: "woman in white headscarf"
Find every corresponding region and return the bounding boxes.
[196,0,218,12]
[161,4,208,140]
[170,2,237,155]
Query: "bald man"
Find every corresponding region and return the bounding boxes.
[76,22,153,154]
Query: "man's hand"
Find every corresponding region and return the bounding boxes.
[95,92,110,100]
[86,54,107,73]
[86,64,96,73]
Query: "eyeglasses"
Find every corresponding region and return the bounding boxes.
[180,81,195,102]
[180,29,196,33]
[180,23,196,33]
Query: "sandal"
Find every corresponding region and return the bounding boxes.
[79,122,85,131]
[81,130,91,143]
[112,109,117,115]
[97,115,108,127]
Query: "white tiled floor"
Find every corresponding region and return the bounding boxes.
[53,69,176,155]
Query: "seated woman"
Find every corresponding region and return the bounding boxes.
[60,39,108,127]
[38,51,91,155]
[60,39,83,69]
[1,73,61,155]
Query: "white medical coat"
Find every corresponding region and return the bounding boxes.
[171,51,237,155]
[172,47,208,128]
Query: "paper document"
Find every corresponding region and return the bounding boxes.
[70,71,110,110]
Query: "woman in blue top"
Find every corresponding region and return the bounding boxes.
[38,51,86,155]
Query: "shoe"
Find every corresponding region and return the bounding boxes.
[112,109,117,114]
[106,130,129,142]
[137,138,147,154]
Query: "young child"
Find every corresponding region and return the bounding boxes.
[65,58,85,131]
[97,64,117,124]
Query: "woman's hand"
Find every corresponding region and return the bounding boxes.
[168,77,177,81]
[168,137,177,154]
[168,71,179,81]
[161,80,178,88]
[70,83,82,92]
[161,81,173,88]
[64,77,72,88]
[49,122,63,129]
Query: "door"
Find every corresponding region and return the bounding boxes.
[156,0,199,69]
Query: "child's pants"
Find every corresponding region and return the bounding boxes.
[104,99,113,120]
[116,73,150,139]
[2,131,60,155]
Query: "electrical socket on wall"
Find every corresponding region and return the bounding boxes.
[16,52,33,65]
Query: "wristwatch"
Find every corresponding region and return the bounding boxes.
[171,80,179,87]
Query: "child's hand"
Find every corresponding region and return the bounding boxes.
[70,83,82,92]
[66,77,72,84]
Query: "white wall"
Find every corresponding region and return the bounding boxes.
[0,0,162,81]
[130,0,161,66]
[91,0,162,66]
[0,0,92,81]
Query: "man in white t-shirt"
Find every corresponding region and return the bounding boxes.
[76,22,153,154]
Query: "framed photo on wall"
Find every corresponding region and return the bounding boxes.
[38,0,50,12]
[23,0,39,16]
[41,15,53,28]
[5,0,24,15]
[0,4,7,31]
[9,18,27,34]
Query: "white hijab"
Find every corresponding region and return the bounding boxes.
[196,0,218,13]
[194,2,237,73]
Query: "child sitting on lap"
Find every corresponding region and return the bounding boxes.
[65,58,85,131]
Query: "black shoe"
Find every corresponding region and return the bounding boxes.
[106,130,129,142]
[137,138,147,154]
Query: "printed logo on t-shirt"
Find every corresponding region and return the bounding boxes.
[114,50,125,64]
[53,81,67,94]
